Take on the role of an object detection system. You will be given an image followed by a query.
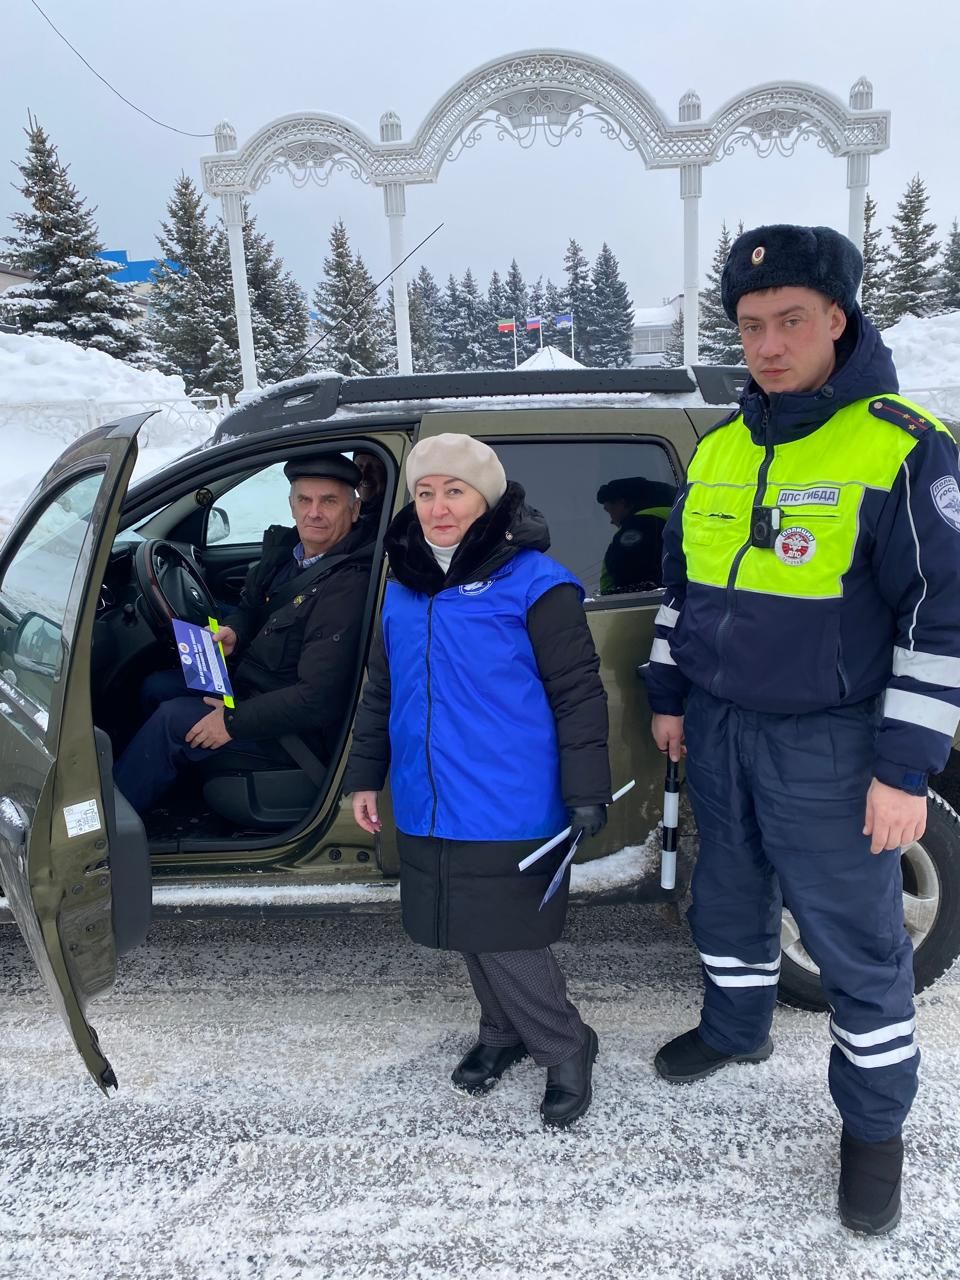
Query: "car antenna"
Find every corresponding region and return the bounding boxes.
[277,221,445,381]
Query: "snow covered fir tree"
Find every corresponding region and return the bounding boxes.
[312,219,387,377]
[859,193,888,326]
[699,222,743,365]
[147,175,239,396]
[661,309,685,368]
[561,239,594,364]
[943,219,960,314]
[589,243,634,367]
[242,203,311,384]
[883,174,943,324]
[0,116,146,363]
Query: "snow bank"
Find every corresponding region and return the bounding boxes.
[0,331,220,537]
[882,309,960,419]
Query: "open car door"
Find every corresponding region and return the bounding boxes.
[0,414,154,1091]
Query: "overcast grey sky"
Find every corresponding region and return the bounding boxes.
[4,0,959,312]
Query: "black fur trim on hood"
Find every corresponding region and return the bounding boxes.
[384,480,550,596]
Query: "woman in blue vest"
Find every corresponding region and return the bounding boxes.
[344,433,611,1127]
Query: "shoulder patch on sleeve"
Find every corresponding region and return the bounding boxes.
[868,396,937,438]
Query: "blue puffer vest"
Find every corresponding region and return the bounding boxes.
[382,490,581,841]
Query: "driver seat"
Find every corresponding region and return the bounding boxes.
[198,741,326,831]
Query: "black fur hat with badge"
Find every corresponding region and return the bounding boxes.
[721,224,864,322]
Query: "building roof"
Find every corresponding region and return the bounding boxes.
[99,249,178,284]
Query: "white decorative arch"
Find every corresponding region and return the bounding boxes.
[200,52,889,390]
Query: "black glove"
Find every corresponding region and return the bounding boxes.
[568,805,607,840]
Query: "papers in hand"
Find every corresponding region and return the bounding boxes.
[539,828,583,910]
[518,779,636,873]
[172,618,235,706]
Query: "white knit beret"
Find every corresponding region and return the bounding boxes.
[406,433,507,509]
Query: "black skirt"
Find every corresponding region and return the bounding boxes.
[396,831,573,952]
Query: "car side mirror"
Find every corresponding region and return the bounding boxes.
[206,506,231,545]
[13,612,63,678]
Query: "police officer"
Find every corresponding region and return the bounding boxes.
[644,224,960,1235]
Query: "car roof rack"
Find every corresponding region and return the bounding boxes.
[212,366,702,442]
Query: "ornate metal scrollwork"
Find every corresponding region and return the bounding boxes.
[720,109,830,160]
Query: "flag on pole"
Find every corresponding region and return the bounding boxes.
[525,316,542,331]
[554,313,573,329]
[497,318,516,333]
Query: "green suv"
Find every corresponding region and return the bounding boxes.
[1,366,958,1091]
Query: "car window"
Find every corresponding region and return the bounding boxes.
[210,462,292,545]
[488,440,678,599]
[0,470,105,723]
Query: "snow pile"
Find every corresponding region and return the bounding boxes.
[0,331,219,536]
[518,344,585,371]
[883,309,960,419]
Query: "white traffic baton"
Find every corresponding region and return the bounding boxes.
[661,757,680,890]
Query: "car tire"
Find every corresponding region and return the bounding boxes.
[777,788,960,1012]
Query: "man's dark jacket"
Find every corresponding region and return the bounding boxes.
[220,522,374,758]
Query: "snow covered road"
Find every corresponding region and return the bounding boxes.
[0,903,958,1280]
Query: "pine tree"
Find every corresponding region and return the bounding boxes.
[884,175,942,323]
[409,266,443,371]
[699,222,743,365]
[589,243,634,368]
[242,203,310,384]
[939,218,960,314]
[503,259,535,361]
[146,174,237,395]
[311,220,383,377]
[0,116,146,363]
[449,268,493,371]
[543,277,568,354]
[661,308,685,367]
[486,269,513,369]
[562,239,594,365]
[438,274,463,371]
[859,193,888,325]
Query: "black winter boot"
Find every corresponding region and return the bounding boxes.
[540,1026,599,1128]
[838,1127,903,1235]
[451,1041,528,1095]
[654,1027,773,1083]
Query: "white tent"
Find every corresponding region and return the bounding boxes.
[517,344,584,371]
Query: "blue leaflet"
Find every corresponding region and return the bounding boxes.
[171,618,235,702]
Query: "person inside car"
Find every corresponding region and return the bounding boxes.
[113,454,375,816]
[355,450,388,521]
[596,477,676,594]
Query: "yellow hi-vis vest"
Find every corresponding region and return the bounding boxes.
[683,393,955,601]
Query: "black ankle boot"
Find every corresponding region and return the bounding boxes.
[654,1027,773,1083]
[451,1041,527,1095]
[540,1026,599,1128]
[838,1127,903,1235]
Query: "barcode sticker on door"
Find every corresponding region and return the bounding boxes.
[63,799,101,838]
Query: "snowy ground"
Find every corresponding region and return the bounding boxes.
[0,903,957,1280]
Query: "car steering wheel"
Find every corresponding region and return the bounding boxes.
[133,539,219,638]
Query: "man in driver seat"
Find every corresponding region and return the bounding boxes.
[114,455,375,815]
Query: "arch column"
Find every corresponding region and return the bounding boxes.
[215,122,258,394]
[846,78,874,266]
[678,92,702,366]
[380,112,413,374]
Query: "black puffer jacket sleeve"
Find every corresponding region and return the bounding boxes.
[342,621,392,793]
[226,565,368,743]
[220,557,267,650]
[527,583,612,808]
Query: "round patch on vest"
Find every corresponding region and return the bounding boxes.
[931,475,960,532]
[751,245,766,265]
[459,580,494,596]
[774,526,816,565]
